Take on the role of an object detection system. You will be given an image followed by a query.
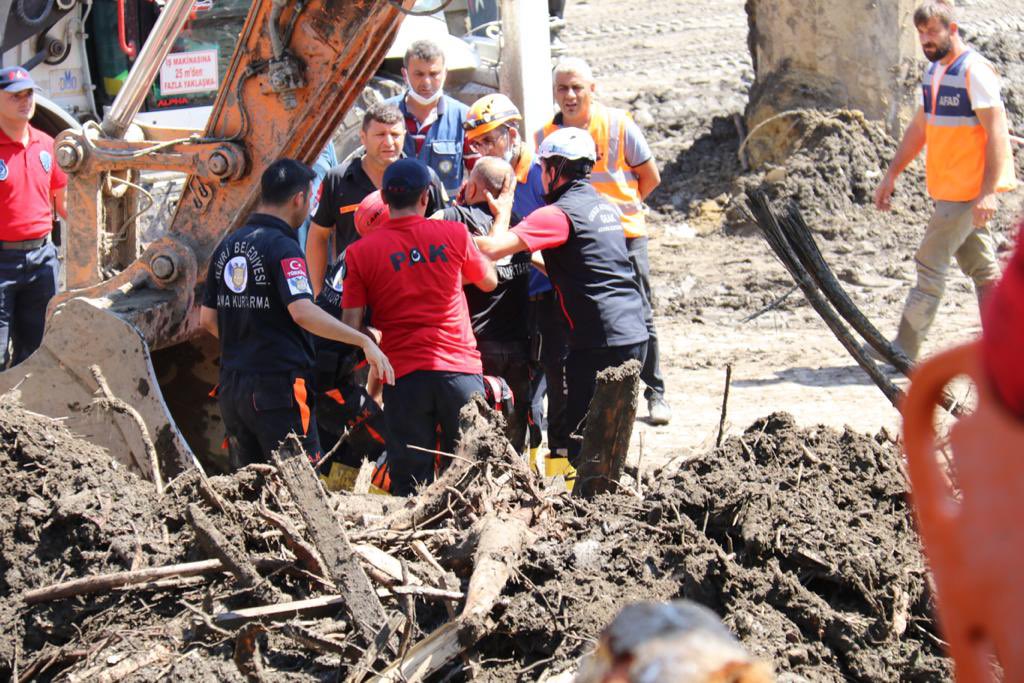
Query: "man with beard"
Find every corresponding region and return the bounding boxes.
[872,0,1016,362]
[387,40,476,195]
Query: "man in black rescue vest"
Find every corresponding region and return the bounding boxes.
[474,128,649,485]
[201,159,394,469]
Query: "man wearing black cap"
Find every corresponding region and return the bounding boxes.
[341,158,498,495]
[200,158,394,470]
[0,66,67,367]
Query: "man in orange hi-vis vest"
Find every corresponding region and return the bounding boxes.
[535,57,671,425]
[873,0,1016,362]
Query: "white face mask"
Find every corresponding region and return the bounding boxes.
[405,77,443,106]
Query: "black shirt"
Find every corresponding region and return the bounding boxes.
[202,213,316,373]
[442,203,530,343]
[312,256,363,385]
[311,156,448,255]
[543,180,648,350]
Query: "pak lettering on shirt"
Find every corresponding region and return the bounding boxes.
[342,215,489,379]
[442,203,530,343]
[512,180,648,350]
[312,156,448,254]
[0,125,67,241]
[203,213,316,373]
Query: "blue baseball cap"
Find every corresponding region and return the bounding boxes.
[382,158,431,196]
[0,67,40,93]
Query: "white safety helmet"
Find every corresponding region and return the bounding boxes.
[537,127,597,163]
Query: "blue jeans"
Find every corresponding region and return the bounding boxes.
[0,241,59,368]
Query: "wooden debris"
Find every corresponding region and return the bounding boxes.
[575,360,642,498]
[187,503,268,597]
[273,434,387,647]
[233,623,266,682]
[257,504,328,580]
[214,595,350,629]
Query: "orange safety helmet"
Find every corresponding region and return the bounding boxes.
[354,190,389,236]
[463,93,522,141]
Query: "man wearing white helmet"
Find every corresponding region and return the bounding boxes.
[475,127,649,483]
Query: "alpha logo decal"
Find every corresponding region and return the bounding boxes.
[39,150,51,173]
[0,160,7,182]
[281,258,312,296]
[224,256,248,293]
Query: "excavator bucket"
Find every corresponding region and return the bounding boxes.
[0,298,200,479]
[0,0,414,480]
[902,341,1024,682]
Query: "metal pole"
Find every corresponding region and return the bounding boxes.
[498,0,553,149]
[100,0,194,138]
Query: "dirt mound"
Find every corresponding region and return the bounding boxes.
[478,413,948,682]
[0,399,185,673]
[1,400,948,682]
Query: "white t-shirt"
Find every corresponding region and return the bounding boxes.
[966,57,1003,109]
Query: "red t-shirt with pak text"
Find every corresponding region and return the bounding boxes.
[342,215,490,379]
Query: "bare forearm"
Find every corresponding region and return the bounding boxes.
[294,303,367,348]
[306,226,331,297]
[886,114,926,179]
[981,115,1010,196]
[635,160,661,200]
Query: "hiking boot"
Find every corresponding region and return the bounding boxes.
[647,396,672,426]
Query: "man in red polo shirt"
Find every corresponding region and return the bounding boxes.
[341,158,497,495]
[0,67,67,368]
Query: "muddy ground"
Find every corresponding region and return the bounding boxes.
[1,399,946,681]
[560,0,1024,467]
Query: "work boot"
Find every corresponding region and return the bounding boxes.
[320,462,359,492]
[545,450,577,493]
[647,395,672,426]
[528,446,542,475]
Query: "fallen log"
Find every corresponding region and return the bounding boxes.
[273,434,387,648]
[376,509,534,682]
[574,360,642,499]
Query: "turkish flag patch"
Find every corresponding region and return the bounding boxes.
[281,257,312,296]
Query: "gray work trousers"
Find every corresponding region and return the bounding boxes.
[901,200,1000,333]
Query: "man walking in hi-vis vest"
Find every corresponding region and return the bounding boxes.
[536,58,671,425]
[873,0,1016,362]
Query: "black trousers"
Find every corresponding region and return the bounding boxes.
[626,236,666,400]
[218,369,321,470]
[316,382,389,468]
[564,341,648,465]
[528,290,569,453]
[479,340,531,454]
[383,370,484,496]
[0,240,58,368]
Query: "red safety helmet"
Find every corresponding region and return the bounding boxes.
[355,190,389,236]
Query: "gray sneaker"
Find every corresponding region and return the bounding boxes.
[648,396,672,426]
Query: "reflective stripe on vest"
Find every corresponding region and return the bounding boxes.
[923,50,1016,202]
[535,104,647,237]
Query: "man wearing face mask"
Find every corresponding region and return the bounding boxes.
[387,40,476,196]
[872,0,1016,362]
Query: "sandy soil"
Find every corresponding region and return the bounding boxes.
[561,0,1024,469]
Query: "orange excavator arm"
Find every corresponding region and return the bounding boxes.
[0,0,415,480]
